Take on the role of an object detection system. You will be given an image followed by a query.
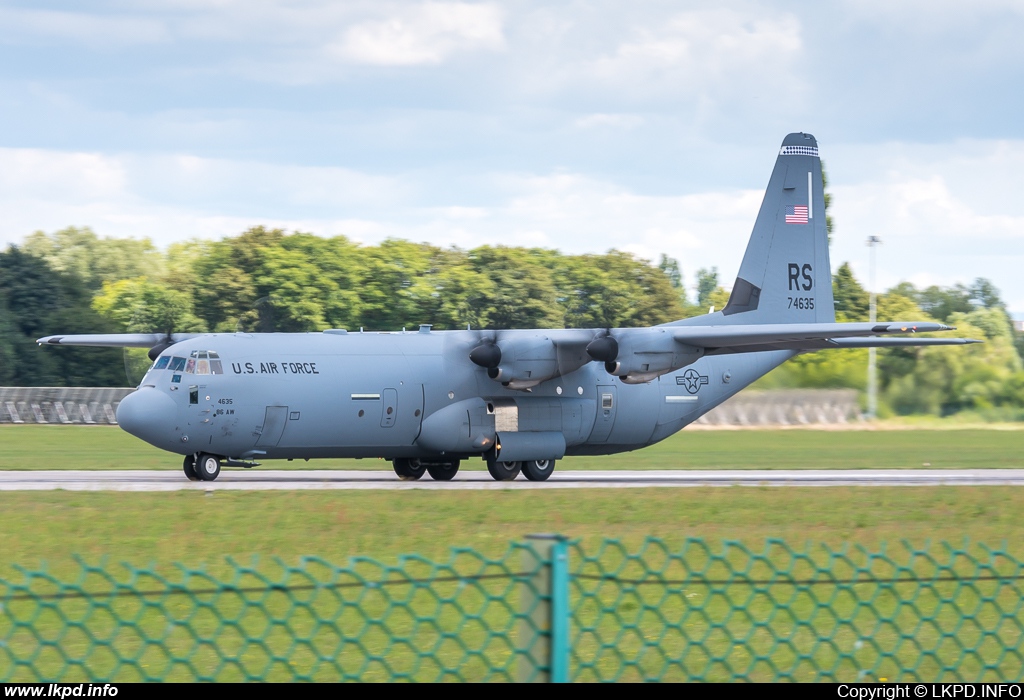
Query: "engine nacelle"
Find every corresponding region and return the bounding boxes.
[487,334,559,390]
[602,328,703,383]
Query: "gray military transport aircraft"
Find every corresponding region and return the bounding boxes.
[38,133,978,483]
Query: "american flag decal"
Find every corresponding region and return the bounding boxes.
[785,205,809,224]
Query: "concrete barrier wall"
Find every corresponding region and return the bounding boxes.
[0,387,862,426]
[697,389,862,426]
[0,387,135,425]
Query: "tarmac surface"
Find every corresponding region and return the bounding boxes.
[3,469,1024,491]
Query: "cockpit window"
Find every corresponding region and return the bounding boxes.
[168,357,186,371]
[184,351,224,374]
[153,356,170,370]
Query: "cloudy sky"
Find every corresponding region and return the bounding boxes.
[2,0,1023,312]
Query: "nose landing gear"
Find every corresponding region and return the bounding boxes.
[183,455,199,481]
[194,453,221,481]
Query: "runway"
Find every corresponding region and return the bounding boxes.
[3,469,1024,491]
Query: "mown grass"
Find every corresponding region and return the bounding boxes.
[2,488,1024,681]
[2,424,1023,471]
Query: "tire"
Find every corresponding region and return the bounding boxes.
[393,458,426,480]
[522,459,555,482]
[183,454,199,482]
[196,453,221,481]
[486,459,521,481]
[426,460,460,481]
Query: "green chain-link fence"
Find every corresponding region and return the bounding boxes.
[2,537,1023,682]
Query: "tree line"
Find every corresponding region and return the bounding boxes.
[1,226,1022,418]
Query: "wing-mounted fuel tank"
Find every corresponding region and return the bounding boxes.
[587,327,703,384]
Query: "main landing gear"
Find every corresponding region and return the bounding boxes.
[392,457,557,482]
[392,458,461,481]
[485,458,556,482]
[184,453,222,482]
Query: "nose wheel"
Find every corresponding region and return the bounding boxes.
[183,455,199,481]
[195,453,221,481]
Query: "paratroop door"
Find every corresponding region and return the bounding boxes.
[256,406,288,448]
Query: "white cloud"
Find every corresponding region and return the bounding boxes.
[826,139,1024,310]
[581,9,804,101]
[328,2,504,66]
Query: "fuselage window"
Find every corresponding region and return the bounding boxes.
[196,359,210,375]
[602,393,613,410]
[189,385,199,405]
[210,360,223,374]
[185,359,196,374]
[153,356,170,370]
[168,357,186,372]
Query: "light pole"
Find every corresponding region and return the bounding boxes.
[866,235,882,419]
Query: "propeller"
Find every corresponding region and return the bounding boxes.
[148,332,175,361]
[585,329,618,363]
[468,330,504,379]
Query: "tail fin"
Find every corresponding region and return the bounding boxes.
[715,132,834,325]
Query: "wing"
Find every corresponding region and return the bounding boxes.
[36,333,200,348]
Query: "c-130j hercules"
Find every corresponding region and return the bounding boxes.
[39,133,978,483]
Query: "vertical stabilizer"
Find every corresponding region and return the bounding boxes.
[708,132,835,325]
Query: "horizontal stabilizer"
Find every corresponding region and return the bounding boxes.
[672,322,955,349]
[37,333,200,348]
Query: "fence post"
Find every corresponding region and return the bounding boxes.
[518,534,569,683]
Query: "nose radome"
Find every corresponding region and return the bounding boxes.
[116,388,177,447]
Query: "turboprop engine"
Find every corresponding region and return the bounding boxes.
[586,327,703,384]
[469,334,560,390]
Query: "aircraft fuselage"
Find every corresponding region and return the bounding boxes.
[116,329,793,464]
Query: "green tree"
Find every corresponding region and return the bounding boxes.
[696,267,719,309]
[658,254,687,305]
[92,278,207,334]
[425,248,495,330]
[821,162,834,245]
[23,227,162,291]
[467,247,564,329]
[832,262,869,321]
[0,246,124,386]
[555,251,684,328]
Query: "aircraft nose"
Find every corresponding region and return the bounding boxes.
[116,388,178,446]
